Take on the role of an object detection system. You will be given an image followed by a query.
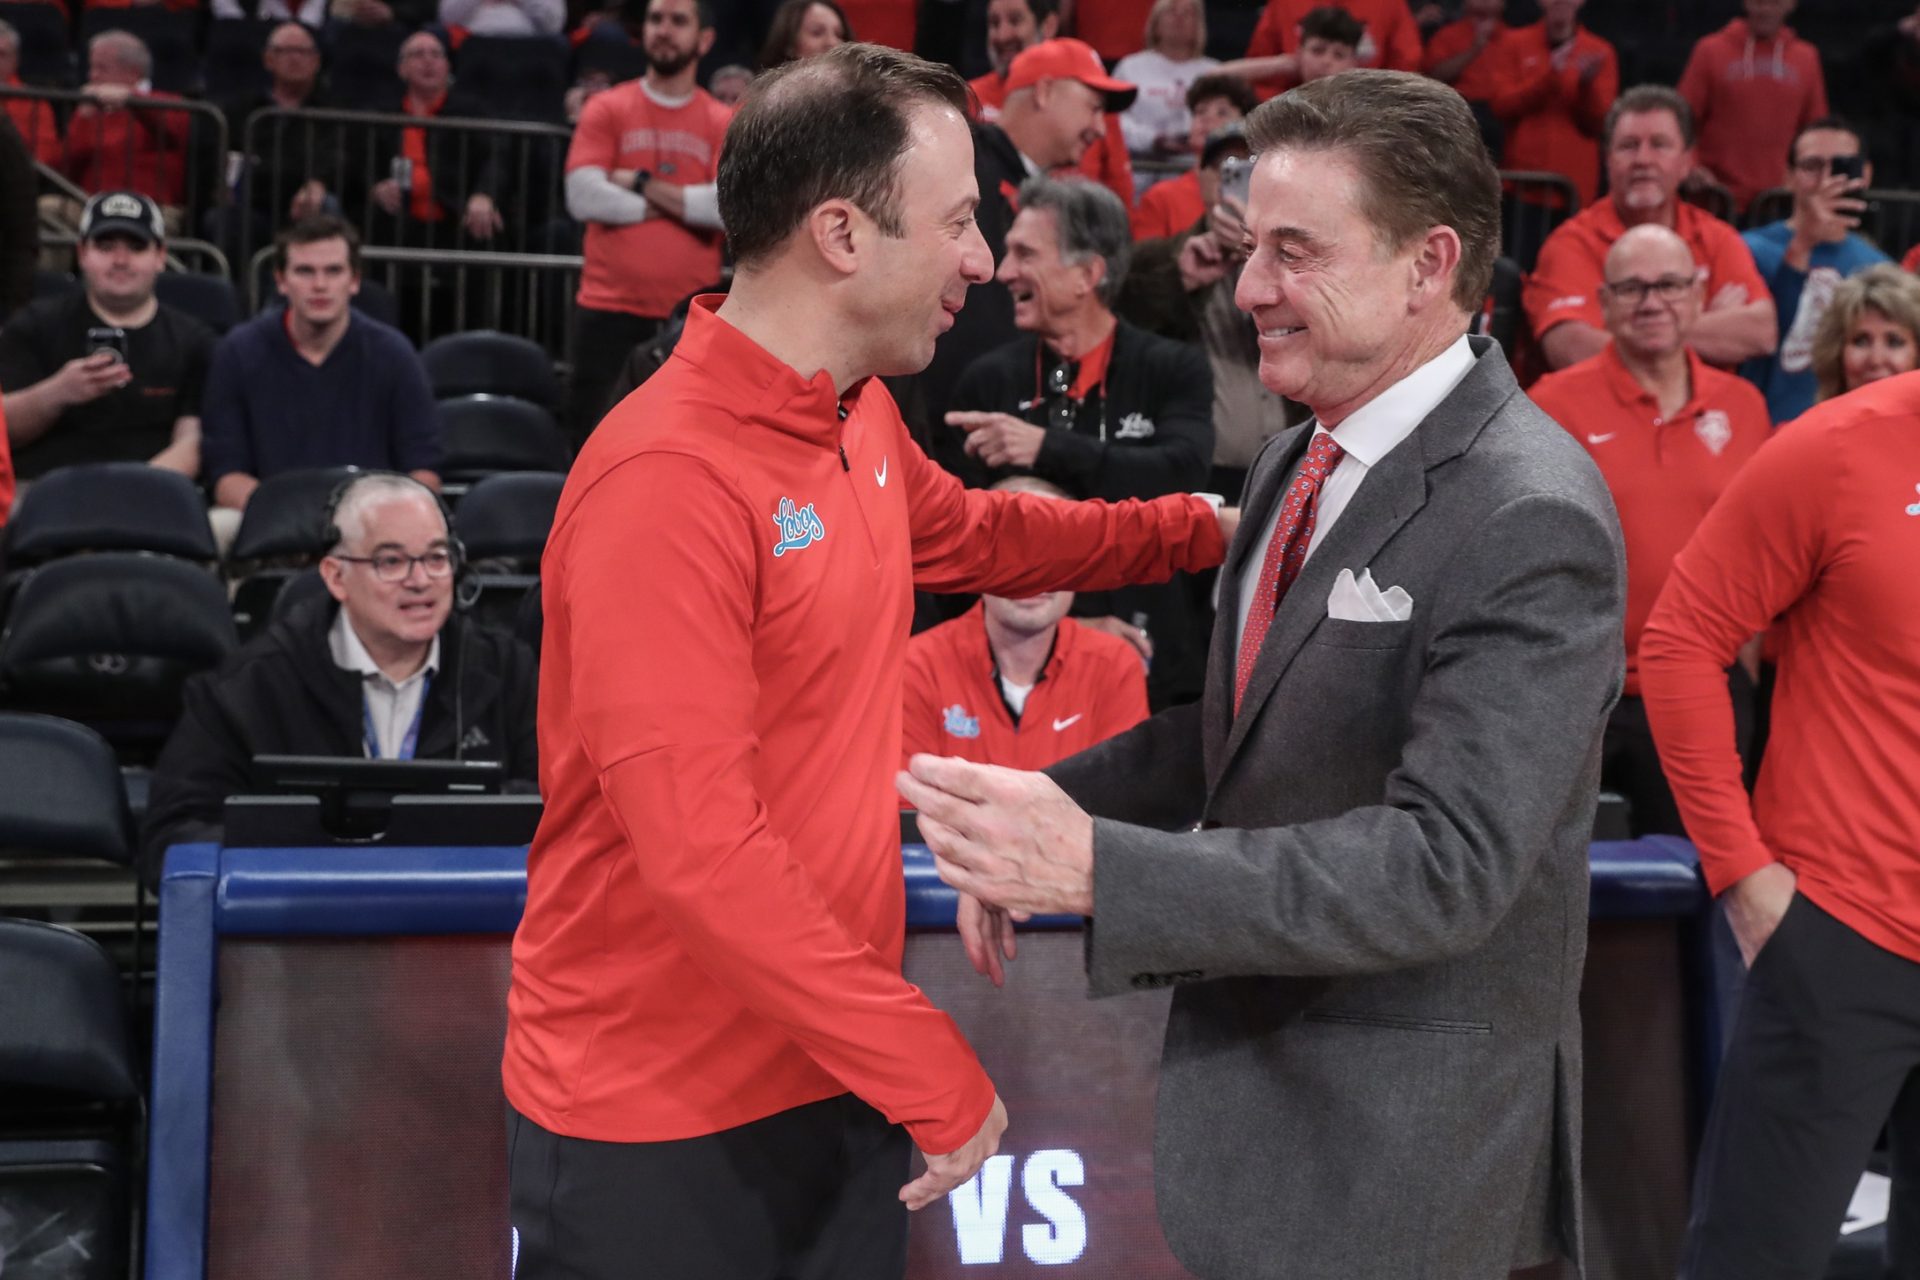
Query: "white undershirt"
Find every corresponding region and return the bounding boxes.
[999,675,1035,717]
[1234,334,1477,648]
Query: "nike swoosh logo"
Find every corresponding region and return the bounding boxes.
[1587,433,1617,445]
[875,458,888,487]
[1052,715,1083,731]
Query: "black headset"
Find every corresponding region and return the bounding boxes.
[319,470,476,761]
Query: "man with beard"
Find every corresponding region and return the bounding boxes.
[562,0,731,441]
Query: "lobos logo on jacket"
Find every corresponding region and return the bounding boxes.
[770,498,826,556]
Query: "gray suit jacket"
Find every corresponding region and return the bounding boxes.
[1049,337,1626,1279]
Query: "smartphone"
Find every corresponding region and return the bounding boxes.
[1219,156,1253,209]
[85,325,128,365]
[1832,154,1866,183]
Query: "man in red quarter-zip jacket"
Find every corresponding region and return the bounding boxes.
[502,42,1230,1280]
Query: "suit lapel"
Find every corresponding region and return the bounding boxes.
[1214,435,1429,776]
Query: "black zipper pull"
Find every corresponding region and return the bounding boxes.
[838,445,850,472]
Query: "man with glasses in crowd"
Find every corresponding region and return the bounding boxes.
[208,23,343,262]
[943,174,1212,708]
[140,471,538,884]
[1742,116,1890,423]
[1530,223,1770,836]
[200,215,442,522]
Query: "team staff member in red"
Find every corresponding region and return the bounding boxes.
[1530,224,1768,836]
[504,43,1230,1280]
[903,478,1149,777]
[1641,371,1920,1279]
[1524,85,1775,372]
[562,0,732,442]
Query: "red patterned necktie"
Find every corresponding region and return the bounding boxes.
[1235,430,1346,710]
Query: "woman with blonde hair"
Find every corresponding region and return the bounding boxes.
[1114,0,1218,181]
[1812,263,1920,402]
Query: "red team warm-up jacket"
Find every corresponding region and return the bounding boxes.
[503,298,1225,1155]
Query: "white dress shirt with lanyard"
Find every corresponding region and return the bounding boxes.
[1234,333,1476,648]
[328,610,441,760]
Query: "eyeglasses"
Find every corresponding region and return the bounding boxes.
[1601,275,1695,305]
[1792,155,1859,177]
[332,549,455,582]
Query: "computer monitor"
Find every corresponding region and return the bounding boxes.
[242,756,509,842]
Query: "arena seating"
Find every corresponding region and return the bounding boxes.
[453,470,563,568]
[2,464,220,570]
[422,330,562,407]
[435,394,571,486]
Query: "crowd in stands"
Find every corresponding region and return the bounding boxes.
[1,0,1919,1259]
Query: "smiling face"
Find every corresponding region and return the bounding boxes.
[986,0,1053,76]
[998,205,1103,335]
[77,231,164,311]
[1606,108,1692,218]
[791,3,847,58]
[854,103,995,376]
[1842,307,1919,391]
[1599,227,1701,362]
[1232,147,1432,420]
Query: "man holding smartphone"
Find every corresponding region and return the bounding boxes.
[1741,116,1890,423]
[0,191,213,481]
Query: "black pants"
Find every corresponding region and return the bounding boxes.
[565,305,661,446]
[507,1094,911,1280]
[1682,896,1920,1279]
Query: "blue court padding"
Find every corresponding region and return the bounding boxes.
[145,837,1713,1280]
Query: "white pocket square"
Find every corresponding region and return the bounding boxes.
[1327,568,1413,622]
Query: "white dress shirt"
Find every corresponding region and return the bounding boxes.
[329,610,441,759]
[1235,334,1477,648]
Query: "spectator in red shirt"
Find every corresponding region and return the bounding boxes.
[903,477,1150,776]
[1423,0,1505,108]
[1678,0,1828,213]
[1072,0,1155,65]
[1529,224,1769,835]
[1524,85,1776,372]
[756,0,849,69]
[1641,370,1920,1280]
[1241,0,1422,97]
[0,20,59,166]
[1484,0,1616,210]
[63,31,190,217]
[970,1,1134,207]
[1130,74,1254,241]
[838,0,913,52]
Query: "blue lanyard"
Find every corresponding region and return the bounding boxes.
[364,673,431,760]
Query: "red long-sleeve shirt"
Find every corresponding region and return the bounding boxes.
[1485,22,1617,211]
[1423,18,1506,104]
[63,92,190,206]
[1244,0,1422,97]
[502,297,1224,1152]
[1678,19,1828,210]
[902,603,1148,774]
[1640,372,1920,962]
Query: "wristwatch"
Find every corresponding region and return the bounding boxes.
[630,169,650,193]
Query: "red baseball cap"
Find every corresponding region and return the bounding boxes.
[1004,38,1138,112]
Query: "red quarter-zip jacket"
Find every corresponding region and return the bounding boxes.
[503,297,1224,1153]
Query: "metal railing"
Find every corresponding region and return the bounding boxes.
[1,85,228,241]
[1496,170,1580,274]
[237,106,575,273]
[249,243,582,358]
[38,229,231,278]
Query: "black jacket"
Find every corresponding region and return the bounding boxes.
[938,319,1215,707]
[140,599,539,882]
[0,114,34,323]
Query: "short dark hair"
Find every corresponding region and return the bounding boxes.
[999,0,1059,23]
[275,214,362,274]
[1298,5,1363,48]
[1186,71,1256,117]
[640,0,712,27]
[719,42,970,267]
[1246,69,1499,312]
[1789,114,1867,168]
[1604,84,1693,150]
[756,0,850,70]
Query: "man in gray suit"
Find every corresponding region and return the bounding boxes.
[898,70,1627,1280]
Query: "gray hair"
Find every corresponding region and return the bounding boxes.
[0,20,20,55]
[328,473,446,551]
[89,30,152,79]
[1014,174,1132,308]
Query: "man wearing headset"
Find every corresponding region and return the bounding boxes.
[139,472,539,884]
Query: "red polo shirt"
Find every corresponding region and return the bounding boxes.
[902,604,1147,775]
[968,71,1134,208]
[1641,372,1920,961]
[1524,196,1768,343]
[1528,344,1770,695]
[1485,22,1617,210]
[1131,169,1205,241]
